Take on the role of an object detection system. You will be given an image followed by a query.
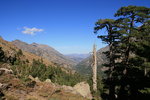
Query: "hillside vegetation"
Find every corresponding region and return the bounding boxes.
[0,37,89,100]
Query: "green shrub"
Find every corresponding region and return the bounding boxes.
[12,59,84,86]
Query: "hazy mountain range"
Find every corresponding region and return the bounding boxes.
[65,54,90,63]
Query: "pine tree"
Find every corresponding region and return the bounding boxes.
[94,5,150,100]
[94,19,121,100]
[114,5,150,100]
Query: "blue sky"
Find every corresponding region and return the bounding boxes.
[0,0,150,54]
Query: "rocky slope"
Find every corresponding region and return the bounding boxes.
[12,40,76,68]
[75,46,109,74]
[0,37,54,66]
[0,69,91,100]
[0,37,91,100]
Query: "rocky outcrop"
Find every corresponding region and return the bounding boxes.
[0,68,13,75]
[61,85,75,93]
[45,79,52,83]
[28,75,41,83]
[73,82,92,99]
[0,83,10,91]
[61,82,92,99]
[0,73,89,100]
[28,76,92,99]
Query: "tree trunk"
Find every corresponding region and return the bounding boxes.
[109,79,116,100]
[92,44,97,92]
[109,40,116,100]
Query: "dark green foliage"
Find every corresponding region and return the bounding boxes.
[94,5,150,100]
[75,64,93,75]
[94,18,119,100]
[114,5,150,100]
[0,47,5,62]
[0,47,84,87]
[12,59,84,86]
[17,49,23,56]
[26,59,29,63]
[31,59,84,86]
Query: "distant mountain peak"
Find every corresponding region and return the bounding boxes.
[13,39,28,45]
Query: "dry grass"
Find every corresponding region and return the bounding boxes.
[0,37,55,67]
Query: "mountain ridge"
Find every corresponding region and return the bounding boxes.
[12,40,77,68]
[0,37,55,66]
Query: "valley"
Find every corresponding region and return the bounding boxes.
[0,37,92,100]
[0,35,108,100]
[0,1,150,100]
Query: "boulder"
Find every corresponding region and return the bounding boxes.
[60,82,92,99]
[61,85,74,92]
[0,83,3,89]
[0,83,10,90]
[45,79,51,83]
[35,77,40,82]
[0,68,13,75]
[28,75,41,83]
[73,82,92,99]
[44,79,56,87]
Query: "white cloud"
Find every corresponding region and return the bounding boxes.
[22,27,44,35]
